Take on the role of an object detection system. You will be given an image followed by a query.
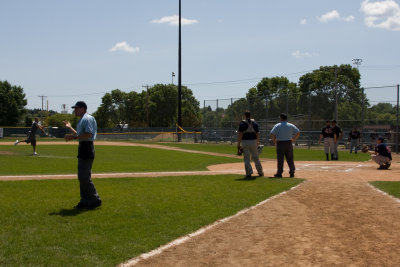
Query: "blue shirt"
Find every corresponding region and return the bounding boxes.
[77,113,97,141]
[270,121,299,141]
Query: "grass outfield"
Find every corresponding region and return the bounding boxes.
[0,175,303,267]
[0,145,240,175]
[370,181,400,198]
[154,142,371,162]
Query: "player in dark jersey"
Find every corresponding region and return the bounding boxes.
[318,120,336,161]
[237,111,263,179]
[367,136,392,169]
[331,120,343,160]
[348,127,361,154]
[14,117,46,155]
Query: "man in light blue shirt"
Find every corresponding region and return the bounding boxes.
[64,101,101,210]
[270,113,300,178]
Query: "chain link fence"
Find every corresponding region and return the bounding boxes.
[202,85,400,152]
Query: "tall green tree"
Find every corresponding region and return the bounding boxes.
[298,64,366,120]
[0,80,27,126]
[93,84,201,128]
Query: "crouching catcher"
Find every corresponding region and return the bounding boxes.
[364,136,392,170]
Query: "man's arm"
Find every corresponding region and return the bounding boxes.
[237,132,243,148]
[256,132,260,147]
[270,134,277,145]
[38,124,46,135]
[64,120,78,141]
[318,134,323,144]
[292,132,300,143]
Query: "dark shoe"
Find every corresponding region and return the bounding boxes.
[331,154,335,160]
[326,154,329,161]
[258,173,264,177]
[273,174,283,178]
[87,200,102,210]
[290,173,295,178]
[377,165,385,170]
[74,202,88,209]
[383,163,391,169]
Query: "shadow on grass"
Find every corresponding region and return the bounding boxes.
[235,176,257,181]
[49,208,88,217]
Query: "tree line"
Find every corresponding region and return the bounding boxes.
[1,64,398,128]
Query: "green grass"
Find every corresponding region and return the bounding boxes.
[370,181,400,199]
[0,175,303,267]
[0,145,240,175]
[155,142,371,162]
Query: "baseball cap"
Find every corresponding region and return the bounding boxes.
[332,120,337,123]
[378,136,384,142]
[280,113,288,120]
[71,101,87,109]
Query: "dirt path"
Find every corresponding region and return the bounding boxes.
[126,161,400,267]
[3,141,400,265]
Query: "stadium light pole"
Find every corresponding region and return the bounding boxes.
[352,59,363,140]
[177,0,182,142]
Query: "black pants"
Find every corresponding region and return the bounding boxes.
[276,140,295,175]
[77,142,100,204]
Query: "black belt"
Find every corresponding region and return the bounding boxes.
[277,140,292,143]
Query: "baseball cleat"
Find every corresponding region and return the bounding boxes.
[14,140,19,146]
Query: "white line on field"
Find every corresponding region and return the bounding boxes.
[117,181,306,267]
[367,183,400,204]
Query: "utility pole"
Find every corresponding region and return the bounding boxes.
[38,95,47,111]
[38,95,47,124]
[142,85,150,127]
[334,67,338,121]
[265,96,268,146]
[352,59,363,140]
[177,0,182,142]
[396,84,399,154]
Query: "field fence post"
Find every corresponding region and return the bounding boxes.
[308,91,312,150]
[265,96,268,146]
[396,84,399,154]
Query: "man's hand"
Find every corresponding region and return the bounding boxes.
[64,134,75,142]
[63,121,71,129]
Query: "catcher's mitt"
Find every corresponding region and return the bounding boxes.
[361,145,369,153]
[237,147,243,156]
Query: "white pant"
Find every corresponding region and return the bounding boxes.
[324,138,334,154]
[242,140,263,176]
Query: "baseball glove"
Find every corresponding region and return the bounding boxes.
[237,147,243,156]
[361,145,369,153]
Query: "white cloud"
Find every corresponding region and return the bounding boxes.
[109,42,139,54]
[317,10,355,23]
[292,50,312,59]
[343,15,355,22]
[318,10,340,23]
[151,15,198,26]
[300,19,307,25]
[361,0,400,31]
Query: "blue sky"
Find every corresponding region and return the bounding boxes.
[1,0,400,113]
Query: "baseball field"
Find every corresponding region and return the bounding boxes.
[1,140,400,266]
